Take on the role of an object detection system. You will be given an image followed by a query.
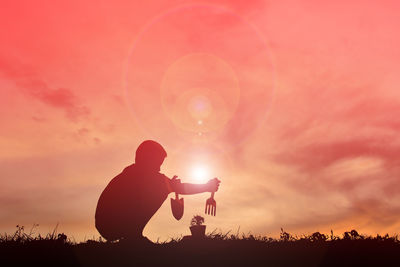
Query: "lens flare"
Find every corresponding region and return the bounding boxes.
[160,53,240,134]
[123,3,275,145]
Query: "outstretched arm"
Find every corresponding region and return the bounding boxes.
[171,177,220,195]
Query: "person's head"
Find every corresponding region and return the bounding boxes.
[135,140,167,172]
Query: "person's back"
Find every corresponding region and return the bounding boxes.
[95,163,172,241]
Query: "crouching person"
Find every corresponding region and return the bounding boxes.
[95,140,220,243]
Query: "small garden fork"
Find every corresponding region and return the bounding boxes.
[205,192,216,216]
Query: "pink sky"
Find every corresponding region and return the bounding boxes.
[1,0,400,241]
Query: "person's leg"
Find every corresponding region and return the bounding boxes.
[119,221,154,245]
[96,220,120,242]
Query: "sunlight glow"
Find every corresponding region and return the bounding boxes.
[191,165,209,183]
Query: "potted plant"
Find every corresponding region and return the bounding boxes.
[190,215,206,238]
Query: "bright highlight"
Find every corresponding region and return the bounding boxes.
[191,165,209,183]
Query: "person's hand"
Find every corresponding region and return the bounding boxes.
[206,178,221,192]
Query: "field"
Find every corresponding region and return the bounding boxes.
[1,226,399,266]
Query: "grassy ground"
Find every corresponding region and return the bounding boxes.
[1,226,399,266]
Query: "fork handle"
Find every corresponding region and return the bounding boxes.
[211,192,215,199]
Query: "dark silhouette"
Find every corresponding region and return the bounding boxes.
[170,191,184,220]
[3,226,400,267]
[95,140,221,243]
[189,215,206,238]
[205,192,217,216]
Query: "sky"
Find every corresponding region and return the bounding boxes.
[1,0,400,242]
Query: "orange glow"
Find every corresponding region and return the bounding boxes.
[1,1,400,242]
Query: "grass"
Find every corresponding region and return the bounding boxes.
[1,225,400,266]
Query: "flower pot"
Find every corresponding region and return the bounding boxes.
[190,225,206,238]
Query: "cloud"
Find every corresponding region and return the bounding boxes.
[274,137,399,173]
[264,69,400,175]
[0,55,90,122]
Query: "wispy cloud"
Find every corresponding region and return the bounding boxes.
[0,55,90,122]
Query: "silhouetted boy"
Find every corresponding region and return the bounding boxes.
[95,140,220,242]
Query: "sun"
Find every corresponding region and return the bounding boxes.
[191,165,209,183]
